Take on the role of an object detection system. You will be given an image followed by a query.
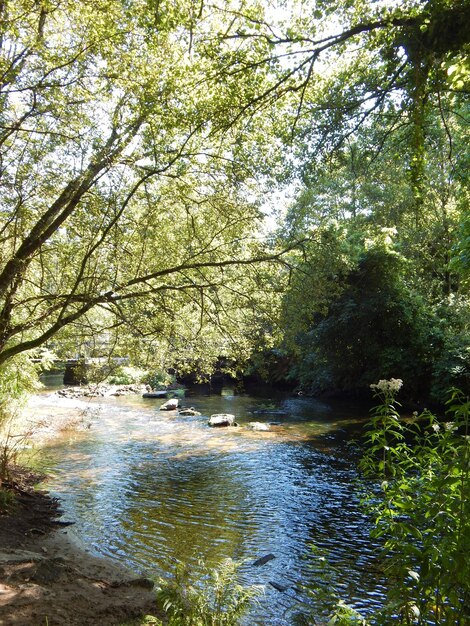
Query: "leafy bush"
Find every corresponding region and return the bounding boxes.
[359,382,470,625]
[297,382,469,625]
[0,350,55,427]
[0,423,35,486]
[0,351,54,510]
[144,369,177,390]
[156,558,261,626]
[106,366,147,385]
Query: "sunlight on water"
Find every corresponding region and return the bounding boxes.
[31,386,386,624]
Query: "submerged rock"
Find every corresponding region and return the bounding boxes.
[208,413,236,427]
[142,390,169,398]
[178,408,201,416]
[253,554,276,567]
[57,384,144,399]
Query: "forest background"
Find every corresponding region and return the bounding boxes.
[0,0,468,409]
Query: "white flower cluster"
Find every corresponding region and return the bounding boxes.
[370,378,403,394]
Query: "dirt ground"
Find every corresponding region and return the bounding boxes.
[0,465,161,626]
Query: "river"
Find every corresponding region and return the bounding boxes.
[31,381,387,625]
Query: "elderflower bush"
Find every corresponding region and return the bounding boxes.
[301,381,469,626]
[360,382,470,625]
[369,378,403,395]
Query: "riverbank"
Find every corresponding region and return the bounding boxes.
[0,468,161,626]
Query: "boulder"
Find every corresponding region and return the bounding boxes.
[247,421,270,431]
[57,384,145,399]
[160,398,179,411]
[208,413,236,427]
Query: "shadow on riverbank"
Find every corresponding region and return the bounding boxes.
[0,468,160,625]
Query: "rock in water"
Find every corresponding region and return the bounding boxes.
[208,413,236,427]
[247,422,270,431]
[142,390,168,398]
[160,398,179,411]
[253,554,276,567]
[179,408,201,416]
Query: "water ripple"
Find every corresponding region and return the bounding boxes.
[36,390,385,624]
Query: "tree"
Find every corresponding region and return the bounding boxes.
[273,100,469,398]
[1,0,468,392]
[280,230,438,398]
[218,0,469,140]
[0,0,296,373]
[211,0,469,222]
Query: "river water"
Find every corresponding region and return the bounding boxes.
[32,382,387,624]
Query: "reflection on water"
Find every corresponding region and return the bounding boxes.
[33,387,386,624]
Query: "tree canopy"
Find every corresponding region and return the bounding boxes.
[0,0,468,399]
[0,0,296,372]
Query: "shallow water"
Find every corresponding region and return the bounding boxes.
[33,384,386,624]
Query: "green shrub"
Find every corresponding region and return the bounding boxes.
[0,351,53,421]
[359,382,470,625]
[144,369,176,390]
[106,366,147,385]
[156,558,261,626]
[298,381,469,625]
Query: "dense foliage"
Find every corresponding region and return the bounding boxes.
[289,246,437,398]
[0,0,468,398]
[361,382,470,625]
